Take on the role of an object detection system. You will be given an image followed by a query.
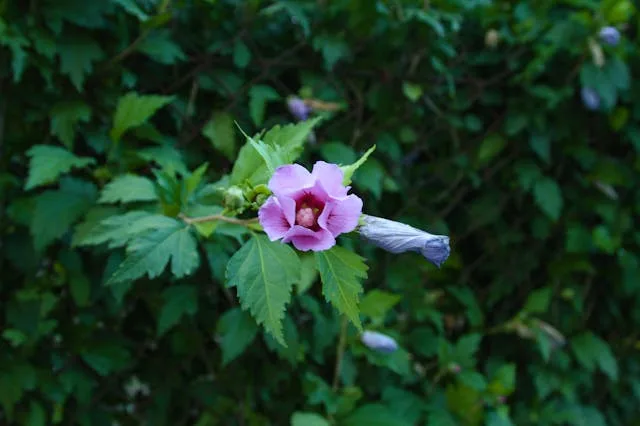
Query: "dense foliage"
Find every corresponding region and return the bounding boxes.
[1,0,639,424]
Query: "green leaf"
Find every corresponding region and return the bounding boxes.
[522,287,552,314]
[226,234,301,345]
[343,404,411,426]
[110,92,174,142]
[477,134,506,165]
[315,246,367,331]
[359,289,401,320]
[157,285,198,336]
[25,145,95,190]
[26,401,46,426]
[249,85,280,126]
[58,36,104,91]
[81,344,130,376]
[107,219,200,285]
[202,111,236,160]
[136,30,186,65]
[529,132,551,164]
[290,412,330,426]
[533,177,563,221]
[216,307,259,366]
[341,145,376,185]
[571,332,618,381]
[72,211,162,248]
[233,40,251,68]
[229,118,321,186]
[312,34,350,70]
[320,142,357,165]
[487,364,516,396]
[99,174,158,204]
[113,0,149,21]
[50,101,92,149]
[402,82,423,102]
[31,178,97,251]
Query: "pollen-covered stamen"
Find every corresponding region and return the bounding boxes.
[296,207,316,228]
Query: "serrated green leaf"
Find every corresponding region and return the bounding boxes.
[50,101,92,149]
[72,211,161,248]
[315,246,367,331]
[107,220,200,286]
[25,145,95,190]
[110,92,174,142]
[80,344,130,376]
[226,234,301,345]
[58,36,104,91]
[341,145,376,185]
[136,30,186,65]
[31,178,97,251]
[249,84,280,126]
[202,111,236,160]
[487,364,516,396]
[359,289,401,320]
[157,285,198,336]
[533,177,563,221]
[217,307,258,366]
[99,174,157,204]
[291,412,330,426]
[229,118,321,185]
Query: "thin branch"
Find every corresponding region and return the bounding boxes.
[332,316,348,391]
[179,213,258,226]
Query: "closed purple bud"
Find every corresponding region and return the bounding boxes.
[287,97,312,121]
[361,330,398,354]
[358,215,450,267]
[580,87,600,111]
[599,26,621,46]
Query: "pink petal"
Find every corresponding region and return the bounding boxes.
[318,194,363,236]
[268,164,314,198]
[282,225,336,251]
[312,161,348,198]
[258,196,295,240]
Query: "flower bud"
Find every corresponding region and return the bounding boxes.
[599,26,621,46]
[358,215,450,267]
[223,186,246,210]
[360,330,398,354]
[287,96,312,121]
[580,87,600,111]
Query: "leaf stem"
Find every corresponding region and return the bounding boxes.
[179,213,258,226]
[332,316,348,391]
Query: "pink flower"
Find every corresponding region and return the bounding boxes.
[258,161,363,251]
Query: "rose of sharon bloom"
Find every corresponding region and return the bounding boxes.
[360,330,398,354]
[287,97,312,121]
[358,215,450,267]
[259,161,363,251]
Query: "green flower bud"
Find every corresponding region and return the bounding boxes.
[223,186,246,210]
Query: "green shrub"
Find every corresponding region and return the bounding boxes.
[1,0,639,424]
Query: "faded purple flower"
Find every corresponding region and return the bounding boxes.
[361,330,398,354]
[358,215,450,267]
[581,87,600,111]
[258,161,363,251]
[599,26,621,46]
[287,97,312,121]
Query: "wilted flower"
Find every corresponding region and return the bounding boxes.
[259,162,363,251]
[580,87,600,111]
[287,96,312,121]
[358,215,450,267]
[599,26,621,46]
[361,330,398,354]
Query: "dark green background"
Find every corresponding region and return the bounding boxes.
[1,0,639,424]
